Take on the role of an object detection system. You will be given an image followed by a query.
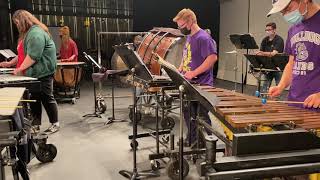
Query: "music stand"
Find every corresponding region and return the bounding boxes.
[154,54,222,180]
[229,34,258,93]
[244,54,287,94]
[114,44,159,180]
[271,54,289,71]
[82,52,103,118]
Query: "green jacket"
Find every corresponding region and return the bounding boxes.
[24,25,57,78]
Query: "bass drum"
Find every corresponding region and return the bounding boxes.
[137,28,185,75]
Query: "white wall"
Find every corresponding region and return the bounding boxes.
[217,0,320,85]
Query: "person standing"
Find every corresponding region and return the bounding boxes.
[256,22,285,92]
[173,8,218,146]
[13,10,60,133]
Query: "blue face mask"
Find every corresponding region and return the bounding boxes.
[283,2,308,25]
[283,9,304,24]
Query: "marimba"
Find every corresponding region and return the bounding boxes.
[197,85,320,133]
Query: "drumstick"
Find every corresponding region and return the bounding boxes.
[261,98,304,105]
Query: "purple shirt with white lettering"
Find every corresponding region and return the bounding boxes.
[182,29,217,86]
[285,10,320,111]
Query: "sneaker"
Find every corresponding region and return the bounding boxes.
[44,124,60,134]
[31,125,40,134]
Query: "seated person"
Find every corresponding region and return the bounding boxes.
[256,22,284,92]
[58,26,78,62]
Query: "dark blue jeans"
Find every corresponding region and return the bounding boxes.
[183,101,211,144]
[262,71,282,92]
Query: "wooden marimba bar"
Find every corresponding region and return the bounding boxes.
[197,85,320,132]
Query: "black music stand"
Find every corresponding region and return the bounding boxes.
[114,45,159,180]
[104,69,129,125]
[244,54,288,93]
[271,54,289,71]
[155,56,221,180]
[82,52,103,118]
[229,34,259,93]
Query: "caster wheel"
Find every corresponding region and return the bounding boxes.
[161,135,170,144]
[167,158,189,180]
[130,140,139,149]
[71,98,76,104]
[150,160,160,171]
[129,107,142,123]
[161,117,175,130]
[96,99,106,114]
[36,144,57,163]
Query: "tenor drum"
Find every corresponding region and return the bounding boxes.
[54,62,84,88]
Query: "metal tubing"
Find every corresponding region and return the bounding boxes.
[179,85,185,180]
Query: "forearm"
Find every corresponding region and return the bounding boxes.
[9,57,18,66]
[277,59,293,89]
[193,54,217,76]
[259,50,278,57]
[68,55,76,61]
[18,55,36,71]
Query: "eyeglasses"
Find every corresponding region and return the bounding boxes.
[265,28,274,31]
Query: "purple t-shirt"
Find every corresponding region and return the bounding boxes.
[285,10,320,111]
[182,29,217,86]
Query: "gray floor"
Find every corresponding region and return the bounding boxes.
[5,79,288,180]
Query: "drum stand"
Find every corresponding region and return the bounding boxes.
[119,68,159,180]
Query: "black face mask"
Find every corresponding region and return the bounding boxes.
[180,27,191,35]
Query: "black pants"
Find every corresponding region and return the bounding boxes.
[183,101,211,143]
[30,74,58,125]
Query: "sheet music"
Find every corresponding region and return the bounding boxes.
[4,49,16,57]
[0,50,11,59]
[0,49,16,59]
